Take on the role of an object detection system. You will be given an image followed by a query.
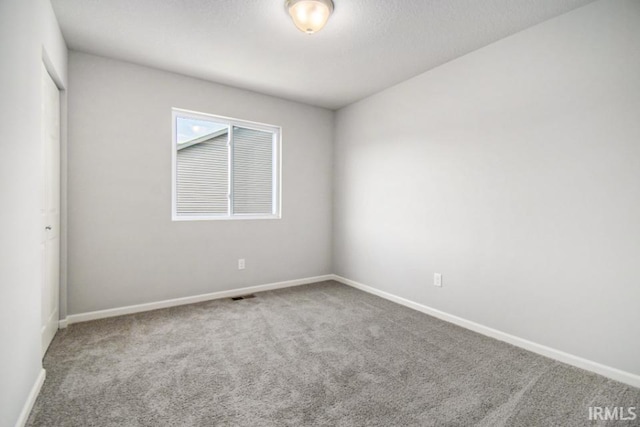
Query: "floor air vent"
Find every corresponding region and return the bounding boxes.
[231,294,256,301]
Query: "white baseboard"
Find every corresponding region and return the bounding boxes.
[54,273,640,389]
[331,274,640,389]
[63,275,334,325]
[14,368,45,427]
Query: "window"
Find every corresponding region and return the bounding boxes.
[172,109,281,220]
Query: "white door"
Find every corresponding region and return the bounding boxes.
[41,64,60,357]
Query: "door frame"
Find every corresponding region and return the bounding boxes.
[41,48,68,333]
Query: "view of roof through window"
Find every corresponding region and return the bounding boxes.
[177,117,228,144]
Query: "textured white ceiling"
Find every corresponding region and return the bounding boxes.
[52,0,595,109]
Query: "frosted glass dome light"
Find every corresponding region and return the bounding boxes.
[285,0,334,34]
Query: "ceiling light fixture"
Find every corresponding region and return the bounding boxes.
[285,0,334,34]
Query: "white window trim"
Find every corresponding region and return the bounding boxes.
[171,108,282,221]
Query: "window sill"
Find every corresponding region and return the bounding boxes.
[172,214,281,222]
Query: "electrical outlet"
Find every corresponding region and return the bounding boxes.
[238,259,245,270]
[434,273,442,287]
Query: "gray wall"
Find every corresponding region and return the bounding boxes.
[67,52,333,314]
[333,0,640,375]
[0,0,67,425]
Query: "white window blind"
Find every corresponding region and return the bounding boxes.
[232,127,274,215]
[172,109,280,220]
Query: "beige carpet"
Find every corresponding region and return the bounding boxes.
[28,281,640,426]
